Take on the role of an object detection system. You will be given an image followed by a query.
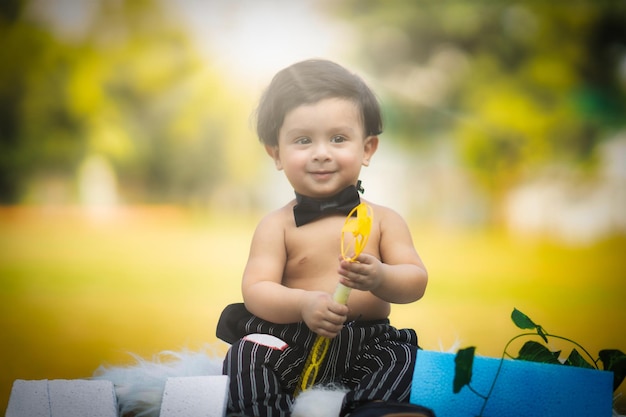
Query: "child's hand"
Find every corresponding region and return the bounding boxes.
[301,291,348,338]
[337,254,384,292]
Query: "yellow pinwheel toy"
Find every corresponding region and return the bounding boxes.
[296,202,374,395]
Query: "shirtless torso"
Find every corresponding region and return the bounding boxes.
[241,196,428,326]
[280,201,389,321]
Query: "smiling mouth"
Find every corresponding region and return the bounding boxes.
[309,172,336,183]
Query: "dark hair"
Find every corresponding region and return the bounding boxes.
[255,59,383,147]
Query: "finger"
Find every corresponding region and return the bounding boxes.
[339,275,357,289]
[338,258,351,271]
[318,329,339,339]
[328,302,349,316]
[315,322,342,338]
[325,312,346,326]
[345,273,359,284]
[324,320,344,332]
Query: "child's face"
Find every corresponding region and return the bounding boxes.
[266,98,378,199]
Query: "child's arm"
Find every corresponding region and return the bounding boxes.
[242,212,348,337]
[337,207,427,304]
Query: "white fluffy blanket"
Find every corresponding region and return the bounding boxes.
[93,346,224,417]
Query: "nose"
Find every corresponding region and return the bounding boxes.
[312,142,331,162]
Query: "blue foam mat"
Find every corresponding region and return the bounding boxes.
[410,350,613,417]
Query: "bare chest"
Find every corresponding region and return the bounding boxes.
[282,216,380,290]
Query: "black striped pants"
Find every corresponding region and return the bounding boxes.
[222,315,418,417]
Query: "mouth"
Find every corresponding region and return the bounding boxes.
[310,171,334,180]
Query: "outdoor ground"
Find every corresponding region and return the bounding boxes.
[1,206,625,414]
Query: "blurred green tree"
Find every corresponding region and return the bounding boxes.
[0,0,252,205]
[327,1,626,219]
[0,0,57,202]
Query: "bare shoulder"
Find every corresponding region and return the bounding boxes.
[256,201,295,227]
[250,201,295,245]
[246,201,295,268]
[364,200,420,264]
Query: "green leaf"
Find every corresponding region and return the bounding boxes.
[511,308,537,330]
[511,308,548,342]
[453,347,475,393]
[536,326,549,343]
[517,341,561,365]
[599,349,626,391]
[565,348,594,369]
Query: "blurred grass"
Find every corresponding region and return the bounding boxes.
[1,206,625,413]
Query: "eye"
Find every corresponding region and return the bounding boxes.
[295,136,311,145]
[330,135,347,143]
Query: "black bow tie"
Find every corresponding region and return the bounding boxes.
[293,181,364,227]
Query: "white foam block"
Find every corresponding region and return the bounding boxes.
[48,380,118,417]
[5,380,50,417]
[159,376,229,417]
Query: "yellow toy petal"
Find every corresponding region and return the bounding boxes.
[341,203,373,262]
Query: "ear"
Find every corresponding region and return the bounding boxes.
[265,144,283,170]
[362,136,379,167]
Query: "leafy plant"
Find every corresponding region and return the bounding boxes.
[453,308,626,417]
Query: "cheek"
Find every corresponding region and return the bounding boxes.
[278,154,305,178]
[281,151,307,168]
[337,150,365,168]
